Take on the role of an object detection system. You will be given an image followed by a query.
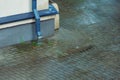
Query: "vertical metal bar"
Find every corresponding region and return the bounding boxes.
[32,0,36,10]
[32,0,42,39]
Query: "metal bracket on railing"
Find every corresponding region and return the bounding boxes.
[32,0,42,39]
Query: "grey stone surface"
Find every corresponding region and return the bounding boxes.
[0,0,120,80]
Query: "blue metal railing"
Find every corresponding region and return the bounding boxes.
[32,0,42,39]
[0,5,58,24]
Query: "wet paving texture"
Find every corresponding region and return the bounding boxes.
[0,0,120,80]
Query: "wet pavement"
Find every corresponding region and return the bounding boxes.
[0,0,120,80]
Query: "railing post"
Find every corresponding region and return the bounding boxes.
[32,0,42,39]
